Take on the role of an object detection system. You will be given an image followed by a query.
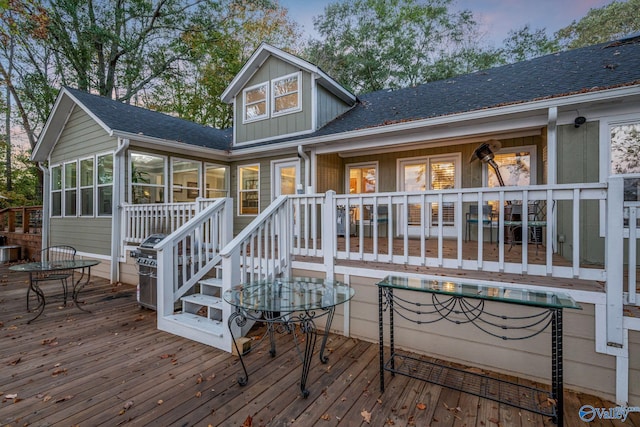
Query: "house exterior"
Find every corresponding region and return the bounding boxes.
[32,37,640,406]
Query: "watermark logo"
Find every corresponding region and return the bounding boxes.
[579,405,640,422]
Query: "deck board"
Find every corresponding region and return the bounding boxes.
[1,263,638,427]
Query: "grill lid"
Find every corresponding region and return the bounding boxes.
[140,233,167,249]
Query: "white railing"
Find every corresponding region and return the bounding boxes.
[288,183,611,282]
[122,202,197,244]
[155,198,232,316]
[220,195,291,289]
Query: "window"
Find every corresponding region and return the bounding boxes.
[130,153,165,204]
[348,163,377,194]
[205,164,228,198]
[272,72,301,116]
[430,159,457,225]
[172,158,201,202]
[97,154,113,216]
[238,165,259,215]
[64,162,77,216]
[243,83,268,123]
[51,166,62,217]
[80,158,94,216]
[486,148,536,187]
[610,122,640,201]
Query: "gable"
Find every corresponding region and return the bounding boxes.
[234,56,314,145]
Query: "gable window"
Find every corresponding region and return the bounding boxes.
[51,166,62,217]
[243,83,268,123]
[64,161,77,216]
[130,153,166,204]
[238,165,259,215]
[272,72,301,116]
[97,154,113,216]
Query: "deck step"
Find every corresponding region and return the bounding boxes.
[165,312,224,337]
[181,293,222,308]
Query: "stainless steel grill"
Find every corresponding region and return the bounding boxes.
[131,233,167,310]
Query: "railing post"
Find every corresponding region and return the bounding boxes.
[323,190,336,282]
[606,176,624,348]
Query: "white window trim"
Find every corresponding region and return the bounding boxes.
[129,152,168,204]
[96,151,114,217]
[242,82,269,124]
[238,163,260,216]
[270,158,300,200]
[271,71,302,118]
[170,157,202,202]
[598,113,640,237]
[79,156,94,217]
[482,145,538,187]
[345,161,379,194]
[50,164,63,218]
[63,160,78,217]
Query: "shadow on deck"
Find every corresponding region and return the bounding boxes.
[0,263,636,426]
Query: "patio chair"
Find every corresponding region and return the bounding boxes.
[367,205,389,237]
[27,245,77,310]
[465,204,495,243]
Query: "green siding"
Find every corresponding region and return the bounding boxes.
[557,121,604,264]
[50,216,113,255]
[51,106,116,163]
[235,57,312,143]
[49,107,117,256]
[317,85,351,129]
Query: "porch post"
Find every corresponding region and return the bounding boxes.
[606,176,624,348]
[323,190,336,282]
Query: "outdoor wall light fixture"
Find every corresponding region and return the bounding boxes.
[470,139,505,187]
[574,116,587,128]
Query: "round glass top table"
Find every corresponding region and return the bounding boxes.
[10,260,100,323]
[223,277,355,398]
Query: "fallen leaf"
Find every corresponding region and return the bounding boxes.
[196,375,203,384]
[54,395,73,403]
[361,410,372,424]
[242,415,252,427]
[43,395,52,402]
[488,417,500,425]
[6,394,17,399]
[320,413,330,421]
[416,403,427,410]
[8,357,21,366]
[157,399,163,405]
[51,368,67,377]
[195,391,202,398]
[160,354,174,359]
[123,400,134,410]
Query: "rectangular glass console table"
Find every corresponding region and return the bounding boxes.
[376,275,581,427]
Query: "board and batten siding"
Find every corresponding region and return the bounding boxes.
[557,121,605,264]
[49,105,118,256]
[293,268,633,404]
[316,85,352,129]
[234,56,312,144]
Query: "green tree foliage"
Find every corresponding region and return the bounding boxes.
[144,0,300,128]
[304,0,498,94]
[501,25,560,63]
[555,0,640,48]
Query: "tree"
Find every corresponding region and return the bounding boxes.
[143,0,301,128]
[304,0,497,94]
[501,25,559,63]
[555,0,640,49]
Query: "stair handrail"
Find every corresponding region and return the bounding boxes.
[155,197,232,317]
[220,195,291,289]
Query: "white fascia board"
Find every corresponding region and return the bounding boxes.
[229,84,640,158]
[221,43,355,105]
[112,131,230,161]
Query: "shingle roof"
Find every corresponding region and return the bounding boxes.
[65,87,232,150]
[310,36,640,137]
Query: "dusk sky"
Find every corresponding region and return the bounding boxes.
[281,0,620,46]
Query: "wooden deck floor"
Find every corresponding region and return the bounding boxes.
[1,264,638,427]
